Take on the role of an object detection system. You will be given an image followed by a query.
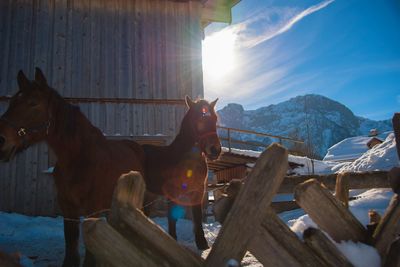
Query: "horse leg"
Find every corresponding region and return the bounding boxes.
[167,201,177,240]
[62,219,80,267]
[82,249,96,267]
[192,204,209,250]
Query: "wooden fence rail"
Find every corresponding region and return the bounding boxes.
[83,144,398,267]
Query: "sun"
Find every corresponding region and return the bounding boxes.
[202,29,238,82]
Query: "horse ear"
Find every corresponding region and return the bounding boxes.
[35,67,48,86]
[17,70,31,90]
[185,95,195,109]
[210,98,218,109]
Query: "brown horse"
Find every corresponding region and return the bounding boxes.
[143,96,221,250]
[0,69,144,267]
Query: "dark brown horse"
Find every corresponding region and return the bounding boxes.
[143,96,221,250]
[0,69,144,267]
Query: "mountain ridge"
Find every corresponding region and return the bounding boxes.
[217,94,392,158]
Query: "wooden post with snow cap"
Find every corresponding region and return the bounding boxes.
[335,172,350,209]
[205,143,288,267]
[373,194,400,257]
[249,208,327,267]
[294,179,367,243]
[303,227,354,267]
[108,172,203,267]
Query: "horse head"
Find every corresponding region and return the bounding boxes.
[185,95,221,160]
[0,68,53,161]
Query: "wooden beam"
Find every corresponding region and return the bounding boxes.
[271,200,300,213]
[279,171,389,194]
[112,205,203,267]
[250,209,327,267]
[373,194,400,257]
[83,218,160,267]
[383,238,400,267]
[201,5,231,23]
[335,173,350,208]
[303,227,354,267]
[108,172,203,267]
[294,179,367,242]
[205,143,288,266]
[388,167,400,194]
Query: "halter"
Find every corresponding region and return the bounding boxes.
[0,116,51,148]
[196,131,218,153]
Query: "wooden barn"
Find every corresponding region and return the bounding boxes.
[0,0,239,216]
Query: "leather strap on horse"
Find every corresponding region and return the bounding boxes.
[0,117,51,148]
[196,131,218,151]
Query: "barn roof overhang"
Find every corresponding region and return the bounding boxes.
[201,0,241,27]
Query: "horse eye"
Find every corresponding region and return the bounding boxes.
[28,100,39,107]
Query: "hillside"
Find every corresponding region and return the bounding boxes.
[217,94,392,158]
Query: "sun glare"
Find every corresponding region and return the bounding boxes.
[202,29,237,81]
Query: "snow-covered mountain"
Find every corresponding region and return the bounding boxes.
[217,94,392,158]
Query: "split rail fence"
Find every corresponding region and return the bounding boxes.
[83,142,400,266]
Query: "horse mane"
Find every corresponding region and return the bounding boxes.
[49,89,80,138]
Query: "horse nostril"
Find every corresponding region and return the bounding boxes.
[210,146,219,156]
[0,136,5,147]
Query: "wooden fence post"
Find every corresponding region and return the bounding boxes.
[303,227,354,267]
[83,218,160,267]
[335,173,350,208]
[373,194,400,257]
[294,179,367,242]
[108,172,203,267]
[205,143,288,267]
[383,238,400,267]
[249,208,327,267]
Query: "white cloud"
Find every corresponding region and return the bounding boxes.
[236,0,334,48]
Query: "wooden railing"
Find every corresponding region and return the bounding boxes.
[216,125,304,152]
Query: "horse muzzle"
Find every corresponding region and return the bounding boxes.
[0,145,17,162]
[205,145,221,161]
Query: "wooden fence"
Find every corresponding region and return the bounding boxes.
[83,143,400,266]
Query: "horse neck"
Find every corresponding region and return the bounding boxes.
[168,116,197,156]
[46,94,105,162]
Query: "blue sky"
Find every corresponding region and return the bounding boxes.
[202,0,400,120]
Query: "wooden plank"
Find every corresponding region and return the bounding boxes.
[83,218,160,267]
[383,237,400,267]
[205,143,288,266]
[271,200,300,213]
[279,171,389,194]
[0,0,12,94]
[250,208,326,267]
[294,179,367,242]
[52,0,68,93]
[335,172,350,208]
[108,171,203,267]
[303,227,354,267]
[373,194,400,257]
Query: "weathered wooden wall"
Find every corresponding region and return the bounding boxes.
[0,0,204,216]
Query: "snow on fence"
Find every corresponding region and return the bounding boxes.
[83,143,400,266]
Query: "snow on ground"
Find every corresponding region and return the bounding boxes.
[0,187,394,267]
[287,188,393,267]
[1,134,398,266]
